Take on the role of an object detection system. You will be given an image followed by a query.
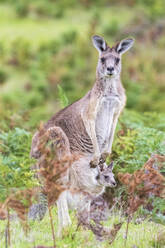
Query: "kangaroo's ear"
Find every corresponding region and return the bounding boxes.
[116,38,134,54]
[108,161,114,170]
[92,35,107,54]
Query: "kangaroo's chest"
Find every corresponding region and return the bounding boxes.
[95,94,122,148]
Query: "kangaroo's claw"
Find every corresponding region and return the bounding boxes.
[99,152,109,164]
[90,156,100,168]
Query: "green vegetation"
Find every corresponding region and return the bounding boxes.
[0,0,165,247]
[0,128,37,201]
[0,210,164,248]
[112,110,165,173]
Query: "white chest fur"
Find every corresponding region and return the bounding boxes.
[95,78,123,151]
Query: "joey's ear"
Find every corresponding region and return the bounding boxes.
[116,38,134,54]
[92,35,107,54]
[108,161,114,170]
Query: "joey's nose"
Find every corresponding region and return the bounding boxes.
[112,182,116,187]
[107,67,114,74]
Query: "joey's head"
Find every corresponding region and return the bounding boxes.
[96,161,116,188]
[92,35,134,80]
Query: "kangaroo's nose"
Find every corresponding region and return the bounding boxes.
[107,67,114,73]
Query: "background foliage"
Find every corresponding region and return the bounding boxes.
[0,0,165,247]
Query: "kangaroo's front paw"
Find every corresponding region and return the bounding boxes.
[99,152,109,164]
[90,156,100,168]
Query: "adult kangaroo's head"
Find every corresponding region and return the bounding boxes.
[92,35,134,80]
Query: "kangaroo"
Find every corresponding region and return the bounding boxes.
[57,160,116,237]
[31,35,134,167]
[29,35,134,235]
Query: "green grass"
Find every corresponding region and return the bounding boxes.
[0,4,134,46]
[0,5,70,46]
[0,209,164,248]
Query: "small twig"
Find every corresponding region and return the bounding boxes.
[109,198,118,213]
[71,223,80,240]
[124,214,131,247]
[109,222,123,245]
[48,205,56,248]
[5,226,8,248]
[7,205,10,246]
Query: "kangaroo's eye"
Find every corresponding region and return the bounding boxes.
[115,57,120,65]
[101,57,105,64]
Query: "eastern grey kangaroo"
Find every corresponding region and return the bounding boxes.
[31,35,134,166]
[29,35,134,235]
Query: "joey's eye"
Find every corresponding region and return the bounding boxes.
[104,176,109,179]
[101,57,105,64]
[115,58,120,65]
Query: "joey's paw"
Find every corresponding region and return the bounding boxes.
[99,152,109,164]
[57,229,62,238]
[58,225,71,238]
[90,156,100,168]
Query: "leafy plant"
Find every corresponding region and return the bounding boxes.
[57,84,69,108]
[0,128,37,201]
[0,69,7,85]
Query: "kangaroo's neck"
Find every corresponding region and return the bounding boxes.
[93,76,122,96]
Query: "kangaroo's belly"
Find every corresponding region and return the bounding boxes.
[96,95,121,151]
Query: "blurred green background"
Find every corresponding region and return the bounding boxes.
[0,0,165,133]
[0,1,165,243]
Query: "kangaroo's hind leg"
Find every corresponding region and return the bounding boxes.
[57,191,72,237]
[31,126,71,160]
[28,126,71,222]
[46,126,71,159]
